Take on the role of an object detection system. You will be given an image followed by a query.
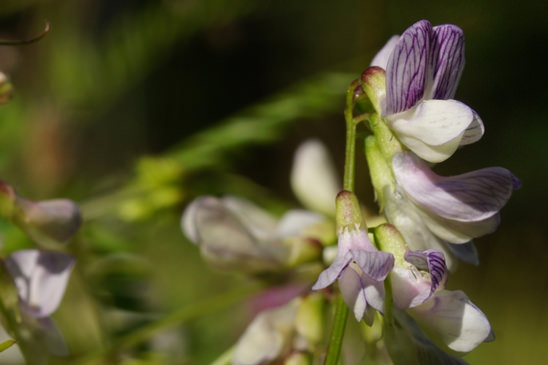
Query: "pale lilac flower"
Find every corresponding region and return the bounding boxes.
[386,152,520,268]
[182,196,325,272]
[312,191,394,323]
[391,249,493,352]
[5,249,75,318]
[370,20,483,163]
[0,180,82,248]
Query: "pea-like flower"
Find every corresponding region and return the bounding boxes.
[369,19,483,163]
[391,249,493,353]
[5,249,75,319]
[386,152,520,268]
[312,191,394,323]
[182,195,327,273]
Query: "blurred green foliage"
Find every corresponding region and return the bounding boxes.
[0,0,545,364]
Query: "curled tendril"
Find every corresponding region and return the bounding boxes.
[0,21,50,46]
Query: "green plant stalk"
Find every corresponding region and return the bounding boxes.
[325,80,362,365]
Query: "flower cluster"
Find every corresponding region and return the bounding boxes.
[181,19,519,365]
[362,19,520,269]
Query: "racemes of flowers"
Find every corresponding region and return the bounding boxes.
[0,179,81,360]
[181,19,519,365]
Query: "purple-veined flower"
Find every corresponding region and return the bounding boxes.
[312,191,394,323]
[385,152,520,268]
[391,249,493,352]
[369,20,483,163]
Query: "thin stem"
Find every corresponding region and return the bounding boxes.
[0,22,50,46]
[343,79,360,191]
[325,295,349,365]
[325,80,362,364]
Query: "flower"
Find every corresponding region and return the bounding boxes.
[233,293,325,365]
[312,191,394,323]
[182,195,327,273]
[5,249,75,318]
[367,20,483,163]
[391,249,493,353]
[290,139,340,217]
[385,152,520,268]
[0,180,82,248]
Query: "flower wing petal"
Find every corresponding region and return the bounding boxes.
[393,152,520,222]
[349,249,394,281]
[387,99,475,162]
[312,254,351,290]
[409,290,492,352]
[385,20,432,115]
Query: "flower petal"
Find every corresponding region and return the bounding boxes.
[181,196,286,272]
[14,198,82,247]
[339,264,386,322]
[312,254,351,290]
[349,249,394,281]
[408,290,492,352]
[5,250,74,318]
[385,20,432,115]
[391,266,432,309]
[383,186,458,270]
[417,206,500,243]
[445,242,479,265]
[370,35,400,69]
[429,25,465,100]
[339,267,368,321]
[275,210,324,239]
[233,300,298,365]
[290,139,340,216]
[459,111,484,146]
[393,152,520,222]
[385,308,468,365]
[387,99,475,162]
[405,250,448,293]
[221,196,278,241]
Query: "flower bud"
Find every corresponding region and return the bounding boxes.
[13,197,82,248]
[373,224,407,266]
[361,66,386,115]
[335,190,364,233]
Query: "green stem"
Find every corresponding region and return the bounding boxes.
[325,295,349,365]
[343,81,359,192]
[325,80,363,364]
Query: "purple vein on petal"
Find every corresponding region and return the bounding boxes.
[430,24,465,100]
[386,20,432,115]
